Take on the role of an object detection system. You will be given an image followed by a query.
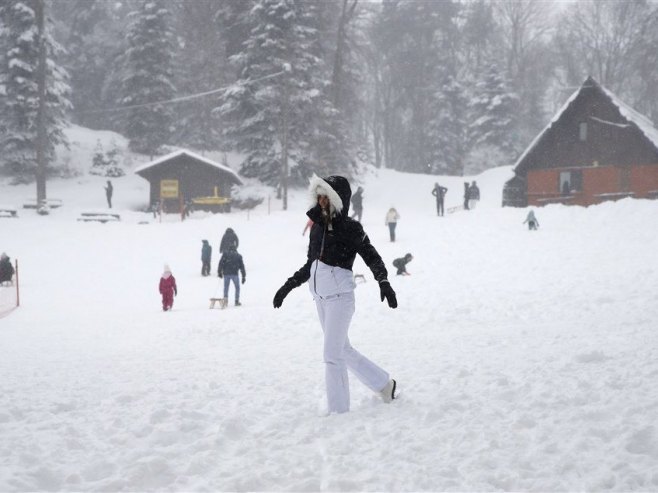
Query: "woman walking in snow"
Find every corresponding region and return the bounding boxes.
[159,265,177,311]
[385,207,400,242]
[273,175,399,414]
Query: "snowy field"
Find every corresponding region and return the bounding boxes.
[1,151,658,491]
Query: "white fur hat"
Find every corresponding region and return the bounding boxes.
[307,174,343,215]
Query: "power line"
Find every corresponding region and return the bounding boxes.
[82,70,286,115]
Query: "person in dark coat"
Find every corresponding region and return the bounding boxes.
[217,246,246,306]
[201,240,212,276]
[431,183,448,216]
[468,181,480,209]
[0,253,15,284]
[159,264,177,311]
[392,253,413,276]
[350,186,364,222]
[219,228,239,254]
[463,182,470,210]
[105,180,113,209]
[273,175,398,414]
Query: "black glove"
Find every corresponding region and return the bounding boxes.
[242,277,246,284]
[273,285,291,308]
[218,272,223,278]
[379,281,397,308]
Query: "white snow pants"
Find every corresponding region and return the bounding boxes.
[314,291,390,414]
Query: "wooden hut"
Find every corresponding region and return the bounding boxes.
[503,76,658,207]
[134,150,243,213]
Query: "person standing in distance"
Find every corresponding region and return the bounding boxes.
[431,182,448,216]
[219,227,239,254]
[105,180,113,209]
[350,186,364,222]
[273,175,398,415]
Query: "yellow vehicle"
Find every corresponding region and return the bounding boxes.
[191,186,231,213]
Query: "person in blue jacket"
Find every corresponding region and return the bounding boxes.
[217,246,245,306]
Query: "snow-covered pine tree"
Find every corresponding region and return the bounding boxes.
[104,139,125,177]
[301,0,353,180]
[371,0,461,173]
[218,0,347,185]
[466,63,520,170]
[89,139,108,176]
[52,0,127,130]
[88,138,124,177]
[427,74,468,175]
[120,0,176,156]
[0,0,71,180]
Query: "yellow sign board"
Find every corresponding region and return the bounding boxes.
[160,179,179,198]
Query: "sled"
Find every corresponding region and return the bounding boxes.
[447,205,464,214]
[209,297,228,309]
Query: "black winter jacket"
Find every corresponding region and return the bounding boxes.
[282,176,388,291]
[220,229,239,254]
[432,185,447,200]
[218,250,246,278]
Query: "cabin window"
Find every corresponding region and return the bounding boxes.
[559,170,583,194]
[579,122,588,141]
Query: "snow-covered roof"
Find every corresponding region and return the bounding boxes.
[511,85,581,171]
[134,149,243,185]
[513,77,658,173]
[599,85,658,150]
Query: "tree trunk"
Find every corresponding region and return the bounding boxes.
[35,0,48,206]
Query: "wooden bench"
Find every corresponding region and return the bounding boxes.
[77,212,121,223]
[209,297,228,309]
[0,206,18,218]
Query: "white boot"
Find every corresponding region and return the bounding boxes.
[379,379,397,403]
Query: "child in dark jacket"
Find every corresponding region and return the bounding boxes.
[392,253,413,276]
[159,264,178,311]
[523,210,539,230]
[0,252,15,284]
[201,240,212,276]
[218,247,246,306]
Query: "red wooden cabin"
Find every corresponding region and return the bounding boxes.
[503,77,658,207]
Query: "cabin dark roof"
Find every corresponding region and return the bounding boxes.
[513,76,658,175]
[134,149,243,185]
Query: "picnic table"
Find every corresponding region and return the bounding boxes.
[23,198,63,209]
[0,205,18,218]
[77,211,121,223]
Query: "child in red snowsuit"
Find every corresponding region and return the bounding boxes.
[159,265,177,311]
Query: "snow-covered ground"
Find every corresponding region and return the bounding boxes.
[1,139,658,491]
